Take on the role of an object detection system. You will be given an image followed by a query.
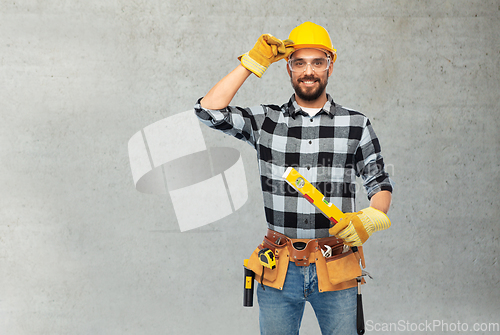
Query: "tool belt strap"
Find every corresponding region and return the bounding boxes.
[265,229,344,266]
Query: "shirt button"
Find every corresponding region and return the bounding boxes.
[309,140,312,144]
[310,119,313,122]
[305,219,309,224]
[307,166,310,170]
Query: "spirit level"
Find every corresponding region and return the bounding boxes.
[282,167,346,224]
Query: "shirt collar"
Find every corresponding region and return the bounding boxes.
[285,94,337,119]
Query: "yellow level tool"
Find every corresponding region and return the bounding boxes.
[282,167,346,224]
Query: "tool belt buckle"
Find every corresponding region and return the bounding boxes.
[294,257,310,266]
[290,241,317,266]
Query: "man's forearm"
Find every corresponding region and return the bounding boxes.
[200,65,252,110]
[369,190,392,214]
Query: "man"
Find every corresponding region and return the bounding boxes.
[195,22,393,335]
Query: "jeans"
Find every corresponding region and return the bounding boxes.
[257,261,357,335]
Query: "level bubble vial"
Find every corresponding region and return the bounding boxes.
[295,177,305,188]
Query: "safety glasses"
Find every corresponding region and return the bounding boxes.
[288,57,331,72]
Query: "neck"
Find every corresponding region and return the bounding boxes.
[295,92,328,108]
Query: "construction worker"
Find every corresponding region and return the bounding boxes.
[195,22,393,334]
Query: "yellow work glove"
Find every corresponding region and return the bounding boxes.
[329,207,391,246]
[238,34,294,78]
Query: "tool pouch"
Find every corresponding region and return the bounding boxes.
[246,236,289,290]
[315,246,365,292]
[325,249,362,285]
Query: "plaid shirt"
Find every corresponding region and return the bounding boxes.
[194,94,393,238]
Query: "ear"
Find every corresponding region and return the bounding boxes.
[327,61,334,77]
[328,64,333,77]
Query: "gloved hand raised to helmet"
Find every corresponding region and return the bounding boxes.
[329,207,391,246]
[239,34,294,78]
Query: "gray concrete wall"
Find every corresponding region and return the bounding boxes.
[1,1,499,334]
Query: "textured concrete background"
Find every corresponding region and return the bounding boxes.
[1,1,499,334]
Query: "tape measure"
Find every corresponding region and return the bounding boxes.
[258,248,276,270]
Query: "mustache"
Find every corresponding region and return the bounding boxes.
[299,75,319,81]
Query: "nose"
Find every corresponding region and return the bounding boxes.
[304,63,314,75]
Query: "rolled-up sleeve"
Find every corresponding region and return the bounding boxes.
[194,97,265,148]
[355,118,394,199]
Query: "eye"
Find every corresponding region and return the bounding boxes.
[314,59,325,66]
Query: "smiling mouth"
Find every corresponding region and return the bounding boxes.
[299,76,319,84]
[300,79,318,86]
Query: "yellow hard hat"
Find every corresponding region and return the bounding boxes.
[288,22,337,63]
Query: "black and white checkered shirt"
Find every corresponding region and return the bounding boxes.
[195,94,393,238]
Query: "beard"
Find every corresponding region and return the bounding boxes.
[291,73,329,102]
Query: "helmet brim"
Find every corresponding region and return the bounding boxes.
[289,44,336,54]
[286,45,337,63]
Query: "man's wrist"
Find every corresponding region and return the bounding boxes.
[239,53,268,78]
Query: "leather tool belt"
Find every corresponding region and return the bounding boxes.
[264,229,344,266]
[246,229,366,292]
